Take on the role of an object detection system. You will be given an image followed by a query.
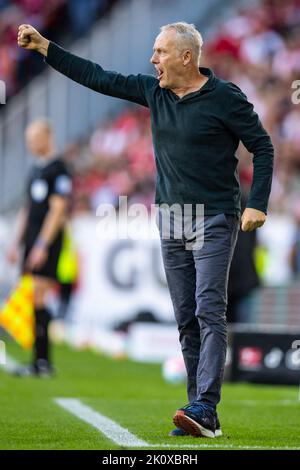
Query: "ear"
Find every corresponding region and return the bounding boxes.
[182,50,192,66]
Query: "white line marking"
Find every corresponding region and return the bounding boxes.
[54,398,149,448]
[54,398,300,450]
[231,399,300,406]
[0,340,6,365]
[0,352,19,372]
[154,444,300,450]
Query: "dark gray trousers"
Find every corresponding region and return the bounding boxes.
[160,213,239,408]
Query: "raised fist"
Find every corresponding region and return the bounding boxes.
[18,24,49,56]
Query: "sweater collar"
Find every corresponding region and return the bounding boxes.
[198,67,217,92]
[168,67,217,102]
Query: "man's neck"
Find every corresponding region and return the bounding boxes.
[36,148,57,166]
[41,147,56,159]
[171,71,208,99]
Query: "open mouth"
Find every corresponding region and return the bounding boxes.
[156,68,164,80]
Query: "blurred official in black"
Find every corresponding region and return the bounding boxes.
[7,120,72,376]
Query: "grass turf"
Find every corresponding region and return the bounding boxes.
[0,339,300,450]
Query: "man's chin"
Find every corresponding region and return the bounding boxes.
[159,80,167,88]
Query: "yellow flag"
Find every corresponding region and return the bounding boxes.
[0,275,34,350]
[57,228,78,284]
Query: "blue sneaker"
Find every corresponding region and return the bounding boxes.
[215,416,222,437]
[169,427,189,436]
[173,403,217,438]
[170,417,222,437]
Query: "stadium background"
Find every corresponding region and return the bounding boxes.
[0,0,300,451]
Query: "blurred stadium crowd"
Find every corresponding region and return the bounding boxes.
[2,0,300,291]
[59,0,300,289]
[0,0,116,98]
[205,0,300,218]
[204,0,300,286]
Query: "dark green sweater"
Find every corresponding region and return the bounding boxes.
[46,41,274,216]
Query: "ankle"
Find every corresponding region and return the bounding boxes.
[194,402,216,413]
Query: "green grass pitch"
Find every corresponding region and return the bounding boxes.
[0,339,300,450]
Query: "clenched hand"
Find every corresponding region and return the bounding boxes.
[18,24,49,56]
[241,207,266,232]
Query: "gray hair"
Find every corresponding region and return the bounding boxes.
[160,22,203,65]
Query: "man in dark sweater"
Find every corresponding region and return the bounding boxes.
[18,22,274,438]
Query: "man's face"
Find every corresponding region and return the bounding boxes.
[25,124,52,157]
[150,30,184,89]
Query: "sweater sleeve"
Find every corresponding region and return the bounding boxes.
[45,41,157,108]
[222,82,274,214]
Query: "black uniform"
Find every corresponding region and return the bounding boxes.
[23,156,72,280]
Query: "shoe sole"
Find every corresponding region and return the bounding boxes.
[173,411,215,438]
[169,429,222,437]
[168,429,222,437]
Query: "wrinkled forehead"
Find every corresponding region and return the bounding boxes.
[153,29,178,51]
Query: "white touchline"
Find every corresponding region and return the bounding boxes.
[0,352,20,372]
[156,444,300,450]
[54,398,300,450]
[232,399,300,406]
[54,398,149,448]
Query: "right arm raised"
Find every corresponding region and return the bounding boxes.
[18,24,156,107]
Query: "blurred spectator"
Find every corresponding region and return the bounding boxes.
[67,0,108,38]
[0,0,117,101]
[200,0,300,293]
[227,191,260,323]
[61,0,300,303]
[4,0,300,300]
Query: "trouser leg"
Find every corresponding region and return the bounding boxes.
[160,237,199,403]
[193,214,239,407]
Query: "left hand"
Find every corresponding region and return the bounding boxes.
[26,245,48,271]
[241,208,266,232]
